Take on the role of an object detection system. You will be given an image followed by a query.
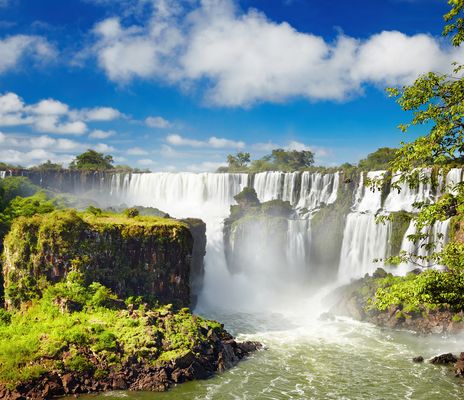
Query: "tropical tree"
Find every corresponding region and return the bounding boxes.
[358,148,397,170]
[69,150,114,171]
[379,0,464,269]
[226,152,251,170]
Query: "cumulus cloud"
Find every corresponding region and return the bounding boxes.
[166,133,245,149]
[137,158,155,166]
[145,116,171,128]
[186,161,227,172]
[89,0,464,106]
[81,107,122,121]
[0,34,56,74]
[0,131,84,165]
[89,129,115,139]
[127,146,148,155]
[0,92,123,135]
[94,142,115,152]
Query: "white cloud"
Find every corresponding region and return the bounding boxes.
[208,136,245,149]
[82,107,122,121]
[89,129,115,139]
[0,131,84,152]
[90,0,464,106]
[34,115,87,135]
[166,133,203,147]
[186,161,227,172]
[137,158,155,165]
[127,146,148,155]
[145,116,171,128]
[28,99,68,115]
[0,34,56,74]
[0,92,123,135]
[94,143,115,152]
[166,133,245,149]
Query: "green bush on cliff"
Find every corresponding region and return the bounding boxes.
[0,277,224,388]
[371,269,464,313]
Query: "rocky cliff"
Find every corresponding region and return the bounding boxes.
[2,210,206,309]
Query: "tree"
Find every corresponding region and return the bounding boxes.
[358,148,397,170]
[69,150,114,171]
[32,160,63,171]
[379,0,464,269]
[226,152,251,170]
[269,149,314,171]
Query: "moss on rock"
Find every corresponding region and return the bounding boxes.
[3,210,200,309]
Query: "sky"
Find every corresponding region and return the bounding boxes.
[0,0,461,171]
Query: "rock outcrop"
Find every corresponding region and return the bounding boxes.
[0,305,261,399]
[330,269,464,335]
[3,210,206,309]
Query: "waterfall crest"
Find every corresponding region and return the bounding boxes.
[98,168,464,309]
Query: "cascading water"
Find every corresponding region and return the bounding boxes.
[107,171,339,311]
[338,171,390,282]
[0,171,6,179]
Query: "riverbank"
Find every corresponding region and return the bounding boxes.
[330,268,464,335]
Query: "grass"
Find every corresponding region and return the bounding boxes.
[0,278,224,388]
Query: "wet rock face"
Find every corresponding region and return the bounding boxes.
[3,211,207,310]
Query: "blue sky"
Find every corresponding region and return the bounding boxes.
[0,0,460,171]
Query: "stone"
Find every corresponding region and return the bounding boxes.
[430,353,458,365]
[412,356,424,363]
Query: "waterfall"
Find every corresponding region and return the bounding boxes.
[394,218,452,275]
[286,219,311,280]
[337,171,389,282]
[446,168,463,195]
[384,169,435,212]
[296,171,339,210]
[338,213,391,282]
[355,171,385,212]
[0,171,6,179]
[252,171,339,209]
[99,168,463,306]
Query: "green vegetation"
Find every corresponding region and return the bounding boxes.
[358,148,397,171]
[3,209,191,309]
[367,270,464,314]
[29,160,63,172]
[388,211,413,257]
[0,276,224,388]
[219,148,315,172]
[69,149,115,171]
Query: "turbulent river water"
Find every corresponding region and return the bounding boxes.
[86,304,464,400]
[81,170,464,399]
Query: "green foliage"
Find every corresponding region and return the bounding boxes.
[443,0,464,46]
[30,160,63,172]
[69,149,114,171]
[226,152,251,171]
[124,207,140,218]
[0,177,39,211]
[388,211,413,257]
[372,270,464,313]
[266,148,315,171]
[0,279,225,387]
[219,148,315,172]
[358,147,398,170]
[374,2,464,267]
[86,205,102,216]
[3,209,189,308]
